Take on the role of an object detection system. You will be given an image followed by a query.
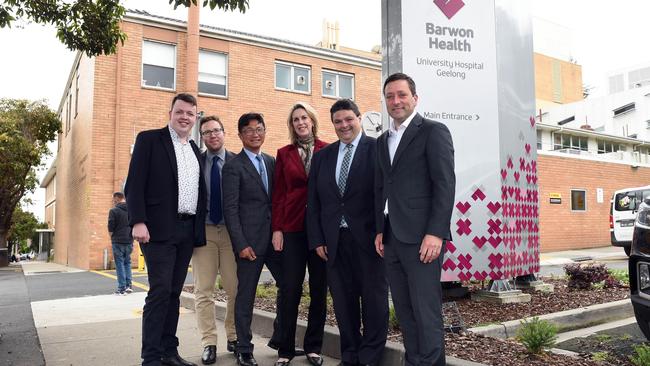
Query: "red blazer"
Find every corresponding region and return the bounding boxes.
[272,139,328,233]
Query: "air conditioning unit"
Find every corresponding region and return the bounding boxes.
[325,80,334,90]
[296,75,306,85]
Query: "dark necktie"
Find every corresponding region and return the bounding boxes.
[209,156,222,224]
[256,155,269,193]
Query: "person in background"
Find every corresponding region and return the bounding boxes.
[108,191,133,295]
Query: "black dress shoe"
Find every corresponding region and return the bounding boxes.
[161,354,197,366]
[306,354,323,366]
[236,352,258,366]
[275,360,291,366]
[201,345,216,365]
[227,340,237,353]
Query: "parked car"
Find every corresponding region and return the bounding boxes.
[612,185,650,256]
[630,199,650,340]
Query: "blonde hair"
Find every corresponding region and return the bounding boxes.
[287,102,319,144]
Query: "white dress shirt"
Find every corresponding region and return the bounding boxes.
[385,111,417,214]
[335,131,363,183]
[168,125,200,215]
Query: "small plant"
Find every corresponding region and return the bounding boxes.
[255,280,277,299]
[591,351,609,362]
[564,263,610,289]
[594,334,612,343]
[609,269,630,285]
[388,306,400,330]
[516,317,558,354]
[630,344,650,366]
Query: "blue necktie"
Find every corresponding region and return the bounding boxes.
[209,156,223,224]
[256,155,269,193]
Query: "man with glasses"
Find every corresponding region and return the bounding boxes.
[222,113,283,366]
[192,116,238,364]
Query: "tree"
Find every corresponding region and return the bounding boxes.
[0,99,60,267]
[8,206,39,255]
[0,0,249,57]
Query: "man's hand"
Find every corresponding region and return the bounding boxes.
[419,234,443,263]
[239,246,257,261]
[315,245,328,261]
[374,233,384,258]
[272,231,283,252]
[132,223,150,243]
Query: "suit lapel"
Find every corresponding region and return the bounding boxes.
[263,153,274,197]
[288,145,307,180]
[160,127,179,188]
[344,135,368,196]
[391,114,422,170]
[239,150,265,190]
[324,141,340,197]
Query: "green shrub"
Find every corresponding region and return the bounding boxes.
[591,351,609,362]
[608,269,630,286]
[255,280,277,299]
[631,344,650,366]
[516,317,558,354]
[388,306,400,330]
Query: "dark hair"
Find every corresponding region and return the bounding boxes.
[330,99,361,121]
[170,93,197,110]
[113,192,125,199]
[200,115,224,131]
[237,112,265,133]
[383,72,417,96]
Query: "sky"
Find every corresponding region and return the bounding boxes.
[1,0,649,221]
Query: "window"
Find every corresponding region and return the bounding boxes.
[597,140,622,154]
[613,102,635,117]
[275,61,310,93]
[66,93,72,134]
[536,130,542,150]
[322,70,354,99]
[553,133,587,151]
[571,190,586,211]
[198,50,227,97]
[142,40,176,90]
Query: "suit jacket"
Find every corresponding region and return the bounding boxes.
[375,113,455,244]
[222,149,275,256]
[124,127,207,246]
[272,139,328,233]
[202,149,235,224]
[307,134,376,265]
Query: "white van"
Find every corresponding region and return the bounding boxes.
[611,185,650,255]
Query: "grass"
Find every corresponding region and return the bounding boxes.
[594,334,612,342]
[608,269,630,285]
[591,351,610,362]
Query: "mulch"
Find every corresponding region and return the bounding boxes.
[183,276,631,365]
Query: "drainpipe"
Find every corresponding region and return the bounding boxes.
[114,29,123,191]
[186,3,200,97]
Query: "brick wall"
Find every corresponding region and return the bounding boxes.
[538,154,650,252]
[58,21,381,269]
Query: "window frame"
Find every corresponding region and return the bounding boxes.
[570,189,587,212]
[321,69,355,99]
[274,61,311,94]
[553,132,588,151]
[141,39,177,92]
[198,49,228,98]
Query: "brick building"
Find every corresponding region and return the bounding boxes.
[50,9,381,269]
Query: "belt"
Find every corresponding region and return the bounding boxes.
[177,213,195,221]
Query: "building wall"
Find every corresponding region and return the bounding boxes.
[538,153,650,252]
[71,21,381,269]
[44,178,56,228]
[54,55,95,269]
[534,53,583,112]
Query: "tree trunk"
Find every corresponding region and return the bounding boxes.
[0,229,8,267]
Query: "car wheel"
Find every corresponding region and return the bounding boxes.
[635,307,650,341]
[625,246,631,256]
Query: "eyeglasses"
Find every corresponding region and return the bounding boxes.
[241,127,266,136]
[201,128,224,137]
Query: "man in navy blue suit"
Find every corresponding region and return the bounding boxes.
[307,99,388,366]
[125,93,206,366]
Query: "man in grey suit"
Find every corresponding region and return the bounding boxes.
[222,112,280,366]
[374,73,455,366]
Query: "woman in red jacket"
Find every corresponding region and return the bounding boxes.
[272,102,328,366]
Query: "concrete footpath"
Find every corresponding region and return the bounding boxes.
[539,245,628,266]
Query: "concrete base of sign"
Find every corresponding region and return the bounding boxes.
[471,290,532,304]
[515,279,555,293]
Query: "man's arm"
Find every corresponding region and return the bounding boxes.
[222,161,248,254]
[424,122,456,240]
[107,209,115,235]
[124,132,152,243]
[374,136,386,257]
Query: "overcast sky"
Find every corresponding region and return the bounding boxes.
[1,0,649,220]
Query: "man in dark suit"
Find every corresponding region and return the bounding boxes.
[307,99,388,366]
[125,93,206,366]
[192,115,238,365]
[374,73,455,366]
[222,112,280,366]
